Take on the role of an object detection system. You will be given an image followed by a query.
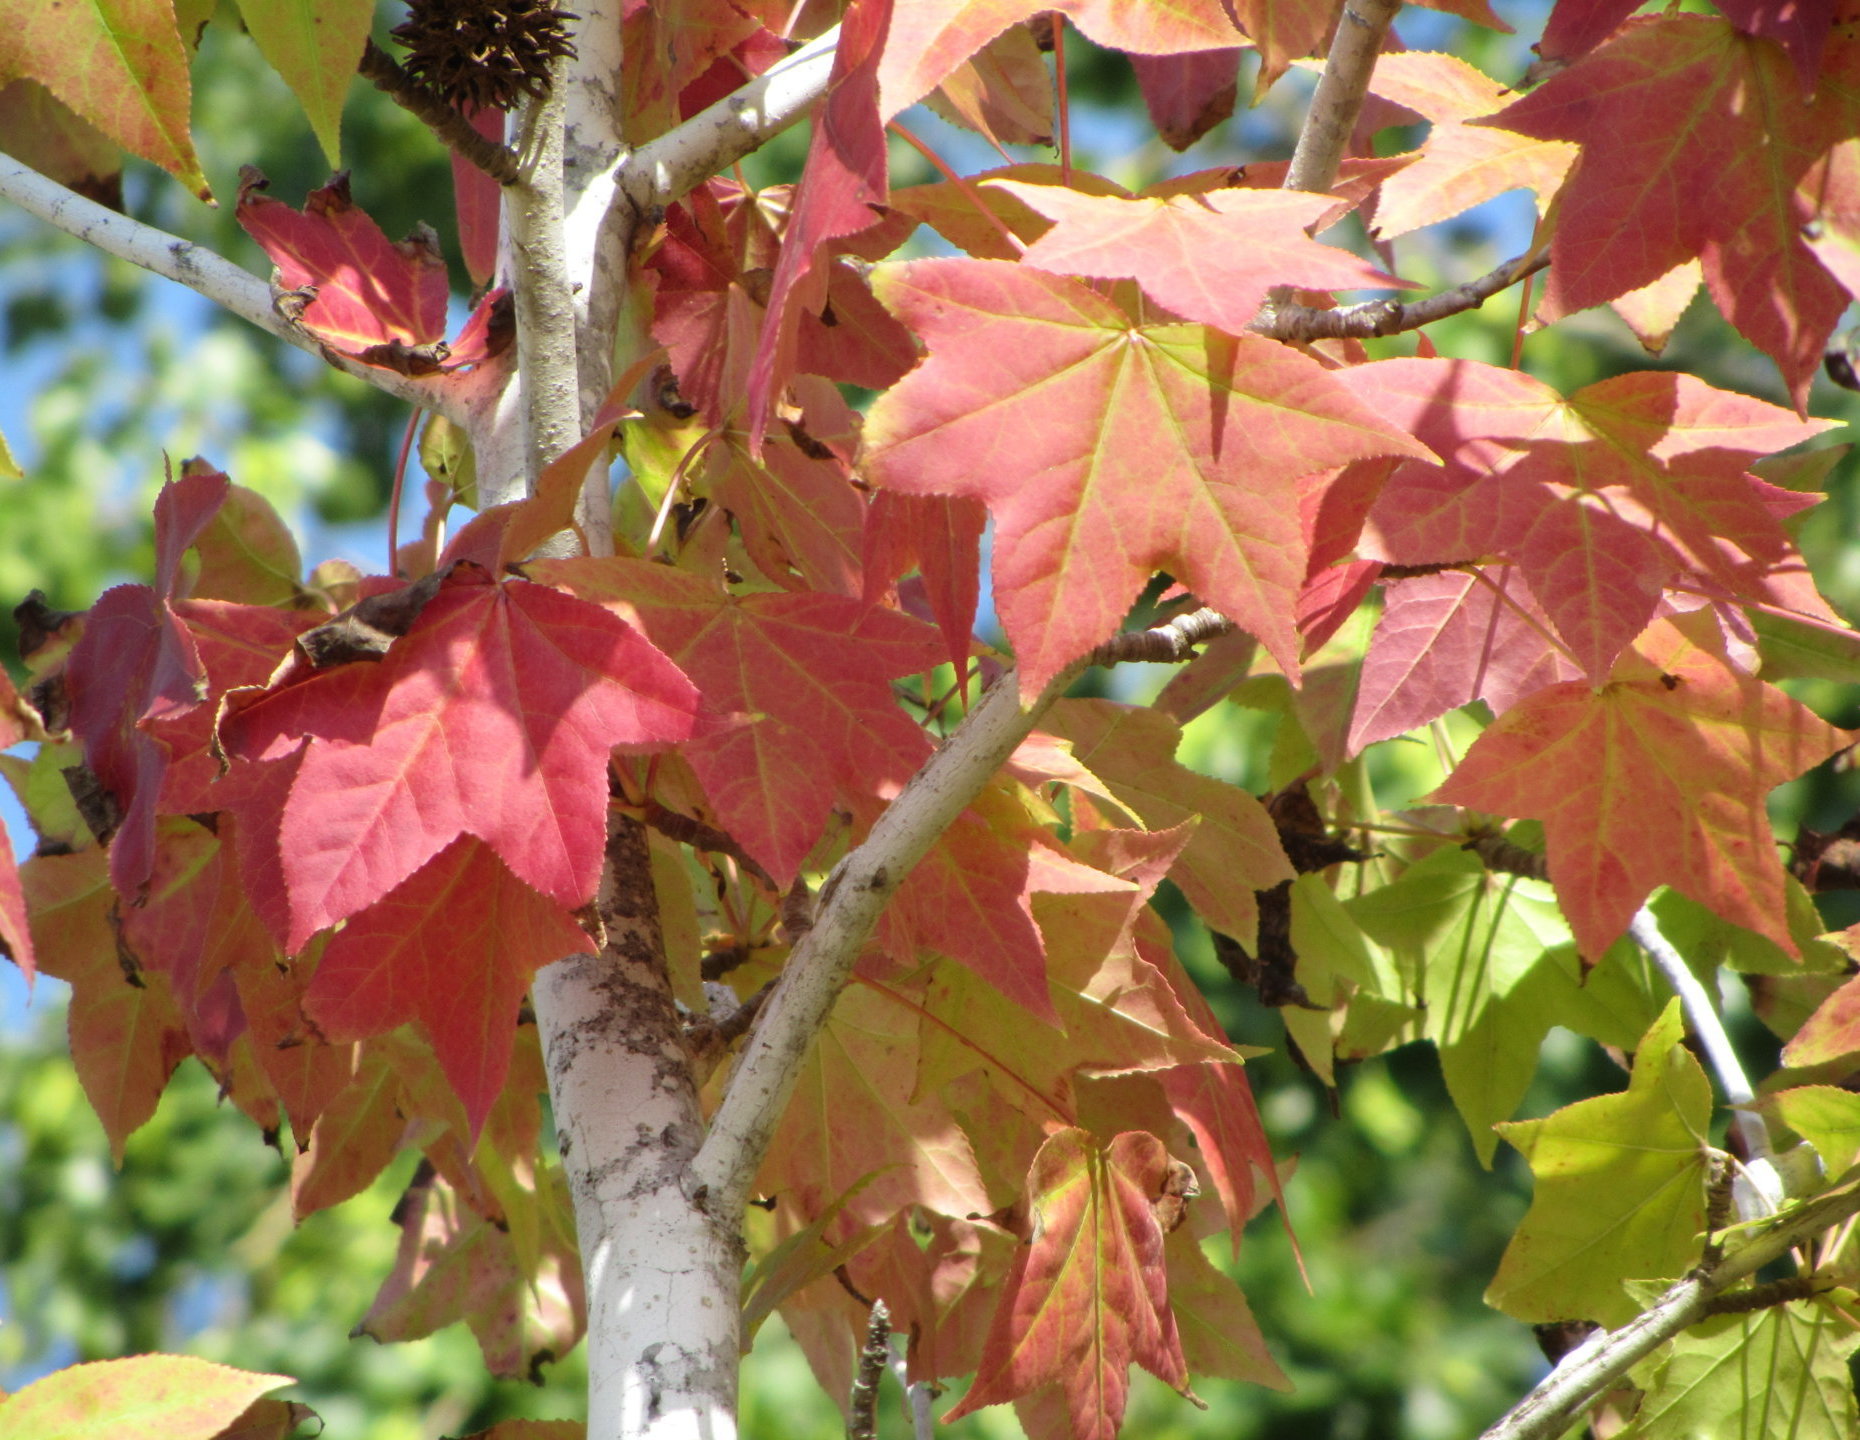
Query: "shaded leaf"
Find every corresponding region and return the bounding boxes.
[1434,617,1849,960]
[946,1129,1196,1439]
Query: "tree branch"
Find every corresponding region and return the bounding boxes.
[1479,1178,1860,1440]
[0,152,474,422]
[617,25,842,214]
[1627,907,1779,1207]
[1253,252,1550,341]
[691,607,1242,1218]
[358,40,520,184]
[1283,0,1404,197]
[506,78,583,485]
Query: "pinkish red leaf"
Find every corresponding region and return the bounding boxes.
[1485,16,1860,405]
[238,170,448,350]
[64,469,224,896]
[992,180,1412,336]
[1131,50,1241,150]
[528,556,947,883]
[747,0,893,446]
[863,259,1430,691]
[452,104,505,286]
[1433,616,1850,958]
[1343,357,1835,678]
[0,821,34,983]
[304,836,594,1138]
[1350,566,1585,751]
[863,489,986,675]
[220,566,702,949]
[880,1,1246,119]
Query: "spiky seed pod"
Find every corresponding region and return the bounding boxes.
[391,0,579,112]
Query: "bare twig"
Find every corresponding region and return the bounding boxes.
[1254,252,1551,342]
[637,800,778,892]
[1088,606,1234,665]
[847,1300,891,1440]
[0,152,473,422]
[1478,1179,1860,1440]
[1284,0,1404,197]
[359,40,520,184]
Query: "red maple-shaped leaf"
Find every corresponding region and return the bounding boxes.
[1483,15,1860,404]
[221,565,702,950]
[63,468,225,898]
[1364,52,1578,239]
[1130,49,1241,151]
[301,835,594,1138]
[1341,357,1834,679]
[1350,565,1585,751]
[992,180,1412,336]
[863,259,1430,691]
[879,0,1245,119]
[947,1128,1194,1440]
[1433,616,1850,959]
[746,0,893,446]
[0,821,32,982]
[528,555,946,883]
[237,169,509,376]
[863,489,987,675]
[884,791,1132,1023]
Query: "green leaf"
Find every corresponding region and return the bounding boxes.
[1750,610,1860,684]
[1650,882,1850,977]
[184,481,306,606]
[0,1354,293,1440]
[1487,999,1712,1326]
[1620,1302,1860,1440]
[1349,849,1575,1166]
[1760,1086,1860,1177]
[230,0,371,168]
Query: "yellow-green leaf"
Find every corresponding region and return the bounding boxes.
[231,0,370,169]
[1621,1302,1860,1440]
[1487,999,1712,1326]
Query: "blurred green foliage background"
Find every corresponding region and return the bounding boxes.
[5,1,1860,1437]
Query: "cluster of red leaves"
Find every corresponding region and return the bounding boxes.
[8,0,1860,1432]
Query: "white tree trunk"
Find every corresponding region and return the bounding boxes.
[534,818,743,1440]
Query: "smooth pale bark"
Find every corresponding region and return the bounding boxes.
[534,819,743,1440]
